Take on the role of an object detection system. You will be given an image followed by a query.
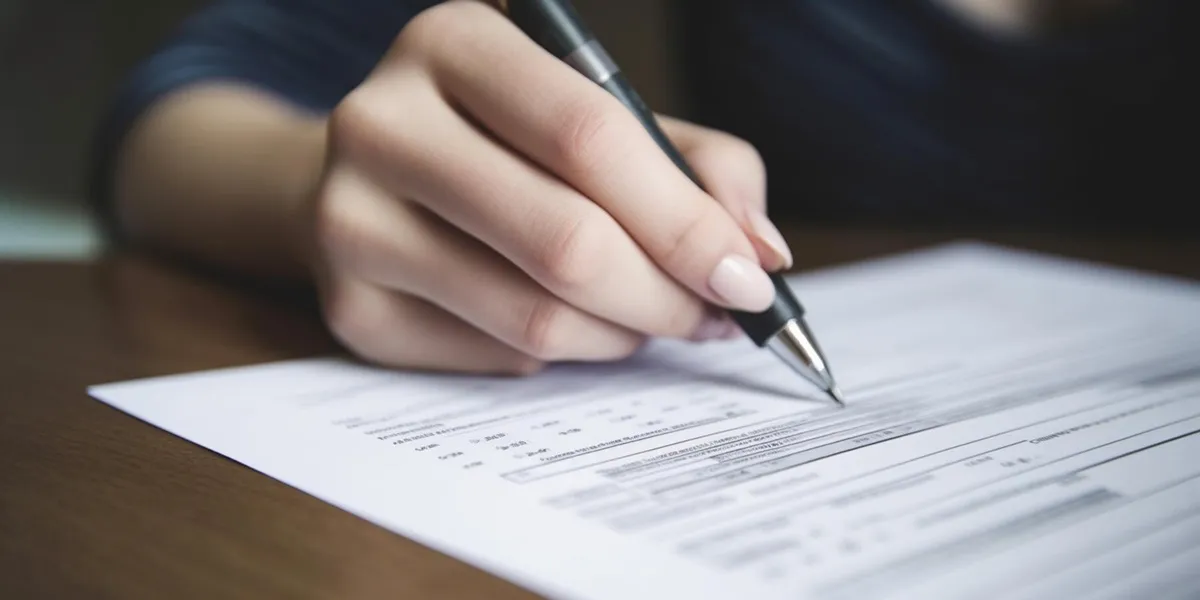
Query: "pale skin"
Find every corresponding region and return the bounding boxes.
[112,0,1122,376]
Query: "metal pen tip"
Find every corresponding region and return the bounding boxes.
[829,385,846,407]
[765,317,845,407]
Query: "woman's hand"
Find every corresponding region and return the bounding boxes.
[305,0,793,375]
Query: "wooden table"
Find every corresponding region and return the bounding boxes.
[2,227,1197,599]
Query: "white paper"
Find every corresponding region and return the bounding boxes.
[89,243,1200,600]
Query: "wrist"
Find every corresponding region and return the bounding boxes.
[111,84,334,282]
[272,115,330,279]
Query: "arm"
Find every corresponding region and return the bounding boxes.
[93,0,437,280]
[112,84,326,279]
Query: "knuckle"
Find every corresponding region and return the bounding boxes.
[519,296,574,360]
[311,180,345,251]
[394,2,459,55]
[534,214,608,293]
[722,136,765,174]
[327,89,375,150]
[321,284,378,350]
[329,87,427,190]
[553,98,621,174]
[328,86,405,164]
[311,176,366,266]
[658,202,724,273]
[693,134,766,205]
[394,0,487,58]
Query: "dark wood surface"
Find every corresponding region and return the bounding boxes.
[2,227,1197,599]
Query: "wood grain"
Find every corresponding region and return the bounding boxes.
[1,230,1196,599]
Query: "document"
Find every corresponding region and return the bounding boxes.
[89,243,1200,600]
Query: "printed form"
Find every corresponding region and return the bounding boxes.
[90,243,1200,600]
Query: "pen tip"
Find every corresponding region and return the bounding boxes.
[830,386,846,406]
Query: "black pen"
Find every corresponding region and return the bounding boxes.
[498,0,845,405]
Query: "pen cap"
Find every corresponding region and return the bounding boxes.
[503,0,595,57]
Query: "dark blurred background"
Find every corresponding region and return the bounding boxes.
[0,0,682,259]
[0,1,196,256]
[1,0,1193,260]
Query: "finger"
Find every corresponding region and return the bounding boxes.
[400,200,655,360]
[316,165,656,360]
[658,116,792,271]
[334,63,723,341]
[658,116,766,216]
[318,273,543,376]
[419,1,778,313]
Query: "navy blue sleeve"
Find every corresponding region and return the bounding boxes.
[88,0,441,241]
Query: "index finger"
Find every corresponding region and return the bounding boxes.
[426,2,777,313]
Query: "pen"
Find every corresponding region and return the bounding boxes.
[498,0,845,406]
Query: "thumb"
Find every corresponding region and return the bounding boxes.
[658,116,793,272]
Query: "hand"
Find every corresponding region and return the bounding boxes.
[304,0,794,375]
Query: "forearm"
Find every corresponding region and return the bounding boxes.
[112,83,329,281]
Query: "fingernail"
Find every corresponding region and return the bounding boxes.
[747,211,793,271]
[708,255,776,312]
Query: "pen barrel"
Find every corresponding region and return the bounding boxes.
[504,0,593,59]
